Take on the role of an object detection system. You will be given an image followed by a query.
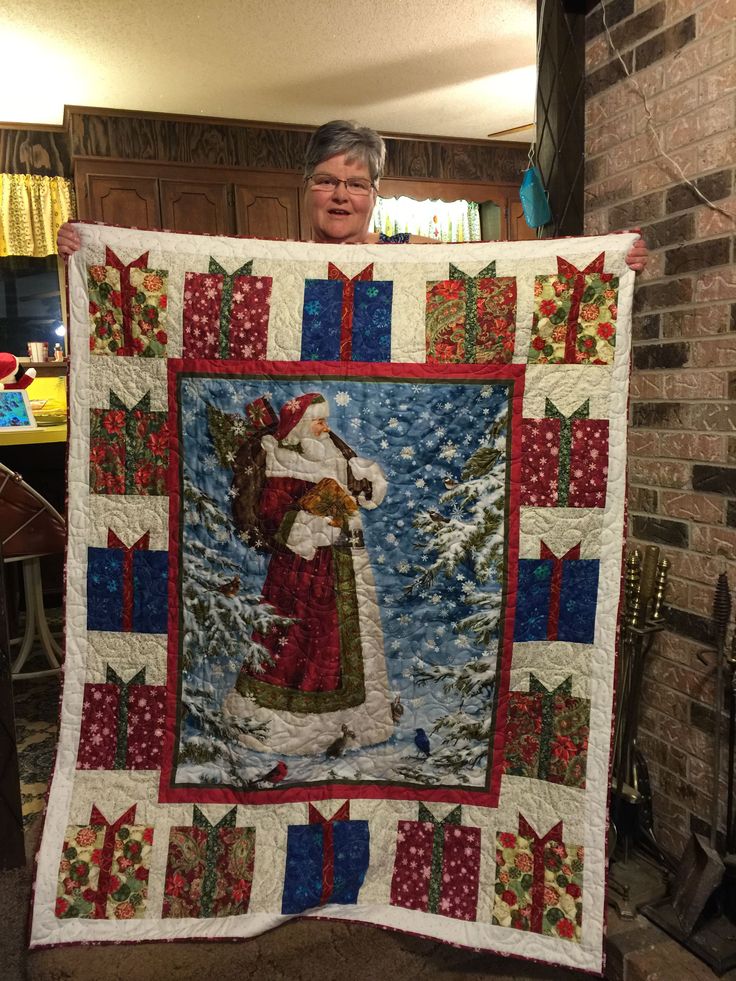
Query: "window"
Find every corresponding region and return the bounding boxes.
[0,256,66,358]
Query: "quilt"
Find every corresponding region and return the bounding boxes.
[30,223,636,974]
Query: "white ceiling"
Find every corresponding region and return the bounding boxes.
[1,0,536,141]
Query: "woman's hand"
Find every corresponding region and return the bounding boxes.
[57,222,81,258]
[625,236,648,272]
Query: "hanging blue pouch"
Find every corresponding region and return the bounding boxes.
[519,166,552,228]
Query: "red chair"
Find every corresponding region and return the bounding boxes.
[0,462,65,679]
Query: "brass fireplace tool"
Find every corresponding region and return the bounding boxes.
[608,545,671,916]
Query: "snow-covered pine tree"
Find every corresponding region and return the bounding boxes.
[399,413,507,783]
[177,478,292,785]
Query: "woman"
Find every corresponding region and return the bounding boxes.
[57,119,648,266]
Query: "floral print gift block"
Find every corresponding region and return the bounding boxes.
[502,676,590,787]
[163,808,255,919]
[89,393,169,496]
[426,262,517,364]
[529,254,618,365]
[88,248,168,357]
[55,805,152,920]
[493,817,583,942]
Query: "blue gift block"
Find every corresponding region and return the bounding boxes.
[514,557,599,644]
[352,281,392,362]
[132,550,169,633]
[87,548,124,631]
[281,820,369,914]
[300,279,392,362]
[87,547,168,634]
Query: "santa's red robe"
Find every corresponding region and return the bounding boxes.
[253,476,343,692]
[228,429,393,753]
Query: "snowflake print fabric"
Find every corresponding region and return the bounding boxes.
[31,224,636,976]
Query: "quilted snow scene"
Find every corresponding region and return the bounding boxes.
[29,224,637,975]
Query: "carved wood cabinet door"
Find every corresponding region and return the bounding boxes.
[234,174,305,241]
[83,173,162,229]
[160,180,233,235]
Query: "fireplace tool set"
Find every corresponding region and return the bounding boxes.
[608,545,671,916]
[643,569,736,975]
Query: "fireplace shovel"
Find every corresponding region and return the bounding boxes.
[671,572,731,935]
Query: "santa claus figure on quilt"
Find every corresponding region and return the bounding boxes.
[225,392,395,756]
[0,353,36,390]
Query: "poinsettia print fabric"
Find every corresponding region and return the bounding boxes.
[426,269,516,364]
[502,678,590,787]
[163,821,255,919]
[89,394,169,496]
[30,225,637,976]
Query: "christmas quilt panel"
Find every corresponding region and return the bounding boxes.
[30,223,637,974]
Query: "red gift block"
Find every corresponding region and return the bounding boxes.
[77,684,119,770]
[126,685,166,769]
[390,807,480,921]
[568,419,609,508]
[520,418,559,507]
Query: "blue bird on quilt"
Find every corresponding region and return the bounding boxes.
[414,728,431,757]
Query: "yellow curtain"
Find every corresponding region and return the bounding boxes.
[0,174,75,257]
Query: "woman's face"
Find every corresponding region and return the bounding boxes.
[306,153,376,244]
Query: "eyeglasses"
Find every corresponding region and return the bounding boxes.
[307,173,375,196]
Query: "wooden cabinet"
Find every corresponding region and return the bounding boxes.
[85,173,161,229]
[75,159,530,242]
[510,201,538,241]
[76,159,305,240]
[160,180,232,235]
[233,173,304,240]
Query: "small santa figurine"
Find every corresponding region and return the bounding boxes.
[0,353,36,391]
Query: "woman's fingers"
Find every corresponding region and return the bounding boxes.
[57,222,82,257]
[625,236,648,272]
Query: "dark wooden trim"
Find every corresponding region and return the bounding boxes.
[0,121,65,132]
[63,105,530,149]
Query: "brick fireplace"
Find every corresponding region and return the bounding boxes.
[585,0,735,862]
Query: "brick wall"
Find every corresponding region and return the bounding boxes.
[585,0,735,860]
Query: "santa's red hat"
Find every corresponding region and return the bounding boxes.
[275,393,327,441]
[0,352,18,382]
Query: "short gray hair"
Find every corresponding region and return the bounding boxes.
[304,120,386,185]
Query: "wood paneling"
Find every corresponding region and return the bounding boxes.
[70,113,532,241]
[66,108,528,184]
[160,180,232,235]
[76,159,307,240]
[0,126,71,177]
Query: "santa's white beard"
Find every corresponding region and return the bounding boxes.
[300,432,340,463]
